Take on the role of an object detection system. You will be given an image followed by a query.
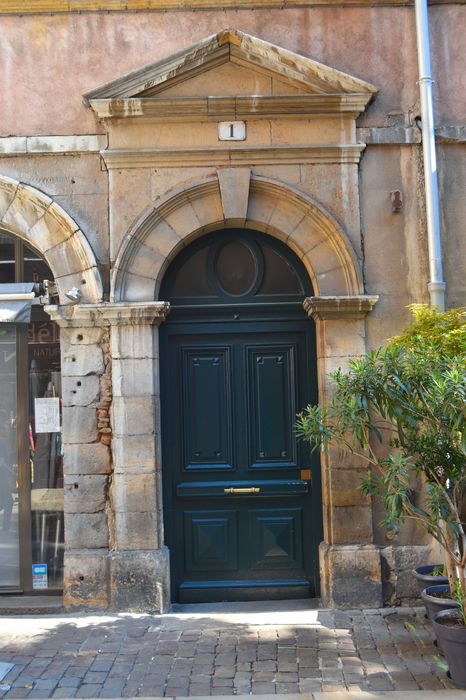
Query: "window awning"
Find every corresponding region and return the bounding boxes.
[0,283,39,323]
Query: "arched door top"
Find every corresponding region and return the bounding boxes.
[111,172,363,302]
[160,228,313,307]
[0,175,103,304]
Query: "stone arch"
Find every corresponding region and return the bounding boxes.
[111,173,363,302]
[0,175,103,303]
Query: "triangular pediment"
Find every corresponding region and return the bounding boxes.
[84,29,378,103]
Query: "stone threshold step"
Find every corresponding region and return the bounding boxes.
[0,595,63,615]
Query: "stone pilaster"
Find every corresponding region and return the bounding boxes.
[108,302,170,612]
[304,295,382,608]
[47,301,170,612]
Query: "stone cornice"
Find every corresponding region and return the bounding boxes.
[2,0,460,14]
[89,94,372,121]
[0,134,107,156]
[304,295,379,320]
[101,144,366,169]
[1,127,464,158]
[46,301,170,327]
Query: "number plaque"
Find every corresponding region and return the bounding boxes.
[218,121,246,141]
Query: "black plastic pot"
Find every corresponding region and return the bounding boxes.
[421,584,459,654]
[432,609,466,688]
[413,564,448,593]
[421,584,458,620]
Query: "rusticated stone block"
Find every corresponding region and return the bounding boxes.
[320,542,382,608]
[61,345,104,377]
[380,544,396,604]
[162,201,199,240]
[65,512,109,549]
[64,327,103,346]
[62,405,97,444]
[382,543,445,603]
[189,187,224,228]
[112,433,157,471]
[268,190,309,237]
[112,358,154,397]
[110,324,156,360]
[111,472,156,513]
[110,547,170,613]
[315,266,352,296]
[64,474,108,513]
[55,267,103,305]
[0,176,19,219]
[112,396,155,437]
[327,468,369,507]
[143,217,182,259]
[126,242,165,281]
[64,442,111,474]
[62,375,100,407]
[114,510,158,550]
[64,550,110,611]
[317,318,366,360]
[113,272,156,303]
[2,182,51,231]
[327,504,373,543]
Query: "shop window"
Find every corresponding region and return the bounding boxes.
[0,232,63,592]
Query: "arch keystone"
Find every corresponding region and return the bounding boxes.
[218,168,251,223]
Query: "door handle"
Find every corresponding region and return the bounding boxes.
[224,487,261,494]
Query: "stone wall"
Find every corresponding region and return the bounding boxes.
[49,303,171,612]
[59,323,111,609]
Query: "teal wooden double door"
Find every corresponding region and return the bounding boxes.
[160,229,321,603]
[161,317,321,603]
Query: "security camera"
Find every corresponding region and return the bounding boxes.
[65,287,82,304]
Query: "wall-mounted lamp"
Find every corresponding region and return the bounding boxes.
[65,287,83,304]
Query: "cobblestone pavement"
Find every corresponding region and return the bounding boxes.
[0,601,457,698]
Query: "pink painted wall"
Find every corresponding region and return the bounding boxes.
[0,5,463,136]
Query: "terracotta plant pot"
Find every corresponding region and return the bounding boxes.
[413,565,448,593]
[432,609,466,688]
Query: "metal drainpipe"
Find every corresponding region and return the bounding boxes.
[414,0,446,310]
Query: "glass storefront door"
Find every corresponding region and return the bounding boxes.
[0,324,20,588]
[0,231,63,594]
[29,314,63,590]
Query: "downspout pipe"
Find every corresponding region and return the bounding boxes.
[414,0,446,310]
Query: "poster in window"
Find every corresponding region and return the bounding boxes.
[34,397,61,433]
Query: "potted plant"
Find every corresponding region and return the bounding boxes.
[296,306,465,682]
[432,582,466,687]
[413,564,448,593]
[421,582,458,620]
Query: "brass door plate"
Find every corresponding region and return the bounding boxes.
[300,469,311,481]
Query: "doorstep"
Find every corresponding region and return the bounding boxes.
[0,595,63,614]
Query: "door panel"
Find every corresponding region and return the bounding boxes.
[161,320,320,603]
[184,510,239,572]
[182,347,233,471]
[247,344,297,470]
[249,508,303,570]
